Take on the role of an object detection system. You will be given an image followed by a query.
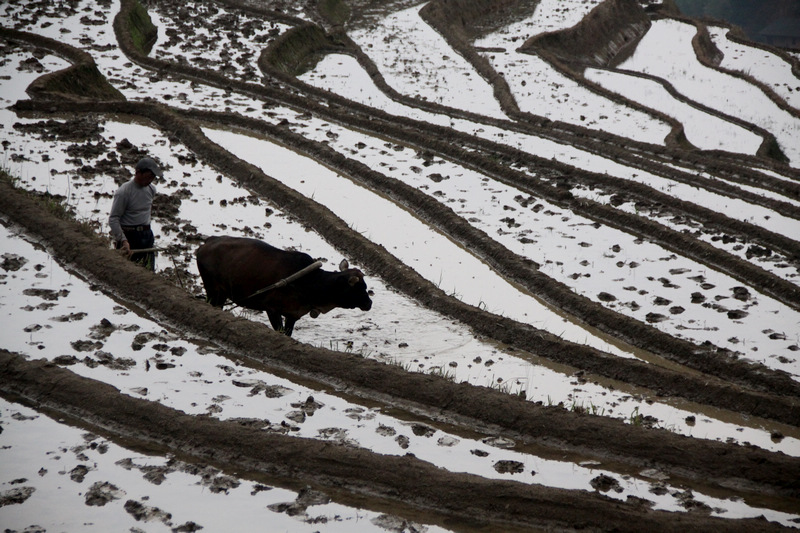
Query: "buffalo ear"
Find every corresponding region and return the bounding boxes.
[348,275,360,286]
[339,259,349,271]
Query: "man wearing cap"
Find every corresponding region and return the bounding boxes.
[108,157,162,271]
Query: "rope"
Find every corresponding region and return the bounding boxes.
[121,247,167,253]
[243,260,323,301]
[222,260,324,311]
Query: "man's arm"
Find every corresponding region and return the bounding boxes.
[108,186,131,256]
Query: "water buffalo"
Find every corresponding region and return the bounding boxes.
[195,236,372,336]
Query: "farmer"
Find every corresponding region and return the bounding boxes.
[108,156,162,271]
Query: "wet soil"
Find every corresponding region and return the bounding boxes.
[2,0,800,530]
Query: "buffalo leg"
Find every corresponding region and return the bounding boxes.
[283,317,297,337]
[206,292,227,307]
[201,283,226,307]
[197,264,227,307]
[266,311,284,332]
[266,312,296,337]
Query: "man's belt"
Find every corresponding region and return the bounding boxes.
[121,224,151,231]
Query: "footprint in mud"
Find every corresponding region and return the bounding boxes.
[493,460,525,475]
[285,410,306,423]
[233,379,293,398]
[645,312,668,323]
[317,427,351,444]
[124,499,173,525]
[408,423,436,437]
[731,286,751,301]
[345,406,375,421]
[51,355,80,365]
[268,486,331,518]
[0,486,36,506]
[690,292,706,304]
[482,436,515,449]
[437,436,459,447]
[71,340,103,352]
[372,514,429,532]
[290,396,325,417]
[87,351,136,370]
[1,253,28,271]
[376,425,396,437]
[69,464,90,482]
[131,331,174,351]
[672,489,715,513]
[590,474,623,493]
[51,312,88,323]
[23,288,69,301]
[726,309,748,320]
[21,302,57,312]
[85,318,126,340]
[85,481,125,506]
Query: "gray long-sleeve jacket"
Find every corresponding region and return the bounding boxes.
[108,179,156,243]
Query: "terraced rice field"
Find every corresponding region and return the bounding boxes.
[1,0,799,530]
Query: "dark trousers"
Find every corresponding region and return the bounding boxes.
[119,226,155,271]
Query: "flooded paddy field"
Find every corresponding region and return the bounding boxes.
[1,0,799,530]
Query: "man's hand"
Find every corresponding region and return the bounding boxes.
[120,240,133,258]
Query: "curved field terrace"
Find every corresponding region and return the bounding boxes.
[1,0,799,531]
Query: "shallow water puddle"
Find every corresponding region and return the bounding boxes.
[473,24,672,143]
[707,26,800,110]
[348,4,507,119]
[573,182,800,287]
[202,127,636,358]
[0,0,799,527]
[257,104,800,377]
[585,68,763,153]
[620,18,800,166]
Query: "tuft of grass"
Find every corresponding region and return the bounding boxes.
[33,62,125,101]
[126,0,158,56]
[762,136,789,164]
[487,375,513,394]
[262,23,346,76]
[427,365,456,382]
[1,170,103,240]
[629,406,644,426]
[389,358,415,373]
